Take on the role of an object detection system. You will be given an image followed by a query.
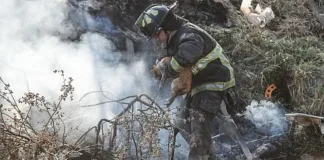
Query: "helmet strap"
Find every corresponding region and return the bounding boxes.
[166,31,171,56]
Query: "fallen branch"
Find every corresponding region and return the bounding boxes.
[77,93,178,159]
[286,113,324,135]
[2,128,31,142]
[0,72,181,159]
[94,118,115,158]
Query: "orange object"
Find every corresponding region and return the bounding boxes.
[265,84,277,99]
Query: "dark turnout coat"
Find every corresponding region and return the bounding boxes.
[165,22,235,96]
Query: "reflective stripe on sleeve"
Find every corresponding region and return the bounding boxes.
[170,57,183,72]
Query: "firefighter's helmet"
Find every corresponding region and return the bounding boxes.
[135,4,171,38]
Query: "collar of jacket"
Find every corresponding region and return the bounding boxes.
[165,30,178,56]
[167,30,178,44]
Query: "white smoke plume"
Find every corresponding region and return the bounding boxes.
[0,0,193,159]
[244,100,288,136]
[0,0,155,133]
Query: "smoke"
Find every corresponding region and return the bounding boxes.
[243,100,288,136]
[0,0,192,158]
[0,0,155,132]
[1,1,289,158]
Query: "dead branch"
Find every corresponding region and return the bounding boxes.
[1,128,31,141]
[78,95,137,107]
[0,70,181,159]
[44,72,74,130]
[0,78,36,135]
[0,72,82,159]
[79,93,179,159]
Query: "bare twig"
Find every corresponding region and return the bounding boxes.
[2,129,31,141]
[94,118,115,157]
[75,126,97,146]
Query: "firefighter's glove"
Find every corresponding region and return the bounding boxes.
[151,57,171,80]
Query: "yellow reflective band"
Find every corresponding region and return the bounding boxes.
[218,50,235,90]
[170,57,183,72]
[191,79,235,96]
[169,43,235,96]
[190,43,235,96]
[191,45,222,75]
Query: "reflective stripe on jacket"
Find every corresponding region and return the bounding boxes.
[165,22,235,96]
[170,42,235,96]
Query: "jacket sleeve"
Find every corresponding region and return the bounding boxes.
[165,32,204,78]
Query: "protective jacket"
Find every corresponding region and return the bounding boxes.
[165,22,235,96]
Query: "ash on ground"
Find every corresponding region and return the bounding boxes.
[209,100,289,159]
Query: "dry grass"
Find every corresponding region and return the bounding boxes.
[200,0,324,158]
[0,71,116,160]
[0,70,185,160]
[203,0,324,115]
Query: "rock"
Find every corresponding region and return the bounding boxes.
[240,0,275,27]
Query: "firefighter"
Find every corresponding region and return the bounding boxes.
[134,4,236,159]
